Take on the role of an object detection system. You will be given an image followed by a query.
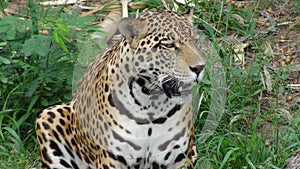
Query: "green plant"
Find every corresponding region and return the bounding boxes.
[190,1,300,168]
[0,1,102,166]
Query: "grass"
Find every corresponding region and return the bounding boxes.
[0,0,299,168]
[191,0,300,168]
[0,152,39,169]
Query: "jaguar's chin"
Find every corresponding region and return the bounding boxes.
[167,89,193,104]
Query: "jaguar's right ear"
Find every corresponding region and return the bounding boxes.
[118,18,146,46]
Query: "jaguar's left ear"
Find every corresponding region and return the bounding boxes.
[118,17,146,46]
[182,7,194,24]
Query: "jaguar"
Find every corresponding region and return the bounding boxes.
[36,9,205,169]
[286,149,300,169]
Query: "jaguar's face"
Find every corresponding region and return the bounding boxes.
[130,33,205,100]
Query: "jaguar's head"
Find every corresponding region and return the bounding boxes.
[117,10,205,102]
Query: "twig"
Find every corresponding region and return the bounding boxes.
[286,84,300,91]
[121,0,129,18]
[80,1,146,16]
[161,0,170,10]
[277,21,292,26]
[38,0,77,6]
[77,5,96,10]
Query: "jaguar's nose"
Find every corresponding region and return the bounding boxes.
[189,65,205,77]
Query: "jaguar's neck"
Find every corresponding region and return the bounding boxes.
[106,76,194,165]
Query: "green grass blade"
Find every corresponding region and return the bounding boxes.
[3,127,24,153]
[15,94,39,130]
[245,153,256,169]
[219,147,239,169]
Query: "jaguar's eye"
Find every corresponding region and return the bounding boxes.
[161,42,177,49]
[163,43,175,48]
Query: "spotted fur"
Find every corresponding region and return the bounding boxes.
[286,149,300,169]
[36,9,205,169]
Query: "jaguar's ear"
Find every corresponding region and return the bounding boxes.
[182,7,194,24]
[118,18,146,45]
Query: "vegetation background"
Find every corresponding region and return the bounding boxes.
[0,0,299,168]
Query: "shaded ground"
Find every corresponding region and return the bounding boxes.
[220,1,300,114]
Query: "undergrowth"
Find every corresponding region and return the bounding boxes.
[0,0,104,166]
[0,0,299,168]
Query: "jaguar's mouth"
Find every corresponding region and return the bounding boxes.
[162,78,181,98]
[138,75,196,99]
[161,77,194,98]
